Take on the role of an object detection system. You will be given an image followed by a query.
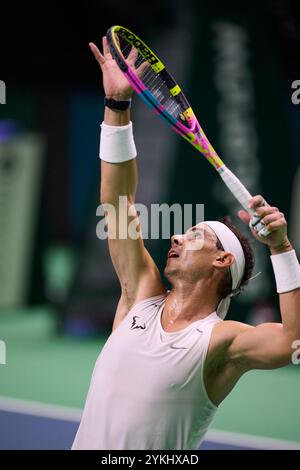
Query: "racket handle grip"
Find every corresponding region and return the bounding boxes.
[218,165,254,215]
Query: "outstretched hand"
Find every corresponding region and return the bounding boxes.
[89,36,149,101]
[237,195,291,253]
[89,37,133,100]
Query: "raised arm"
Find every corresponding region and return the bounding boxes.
[90,38,165,329]
[227,196,300,370]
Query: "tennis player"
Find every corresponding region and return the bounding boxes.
[72,37,300,450]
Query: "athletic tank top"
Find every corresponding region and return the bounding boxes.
[72,293,222,450]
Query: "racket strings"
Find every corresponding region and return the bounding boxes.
[141,68,184,118]
[119,41,132,60]
[119,39,146,71]
[165,100,183,117]
[141,67,160,86]
[117,36,188,123]
[119,39,163,91]
[142,69,162,90]
[135,53,146,69]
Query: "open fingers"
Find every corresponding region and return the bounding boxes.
[136,60,150,78]
[127,46,138,65]
[89,42,105,65]
[126,45,150,78]
[102,36,111,57]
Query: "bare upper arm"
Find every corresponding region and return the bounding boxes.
[204,320,292,405]
[101,159,165,327]
[226,321,292,370]
[106,202,165,328]
[108,225,165,298]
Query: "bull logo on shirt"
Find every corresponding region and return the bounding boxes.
[131,316,146,330]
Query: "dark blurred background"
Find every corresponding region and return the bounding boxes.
[1,0,300,330]
[0,0,300,451]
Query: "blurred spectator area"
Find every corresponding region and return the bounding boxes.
[0,0,179,331]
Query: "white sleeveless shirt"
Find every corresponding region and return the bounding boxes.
[72,294,222,450]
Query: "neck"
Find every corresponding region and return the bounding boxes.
[165,278,219,324]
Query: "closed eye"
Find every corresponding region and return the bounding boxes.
[185,227,203,240]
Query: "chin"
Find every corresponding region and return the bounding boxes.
[164,264,177,281]
[164,264,169,276]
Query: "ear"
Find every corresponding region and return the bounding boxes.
[212,252,235,269]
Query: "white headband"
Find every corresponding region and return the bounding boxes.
[204,221,245,319]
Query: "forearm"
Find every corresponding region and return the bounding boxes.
[90,37,165,308]
[104,107,130,127]
[278,289,300,340]
[100,108,138,205]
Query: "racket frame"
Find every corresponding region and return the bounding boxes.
[107,25,264,218]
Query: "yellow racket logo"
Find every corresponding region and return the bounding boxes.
[115,26,164,72]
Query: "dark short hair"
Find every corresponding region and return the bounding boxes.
[215,216,254,299]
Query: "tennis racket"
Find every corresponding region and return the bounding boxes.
[106,25,266,226]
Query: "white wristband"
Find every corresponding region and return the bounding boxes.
[99,121,137,163]
[270,249,300,293]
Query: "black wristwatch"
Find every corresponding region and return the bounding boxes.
[104,97,132,111]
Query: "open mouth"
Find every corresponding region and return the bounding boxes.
[168,250,179,259]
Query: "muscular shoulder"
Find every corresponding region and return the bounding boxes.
[206,320,253,367]
[203,320,254,405]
